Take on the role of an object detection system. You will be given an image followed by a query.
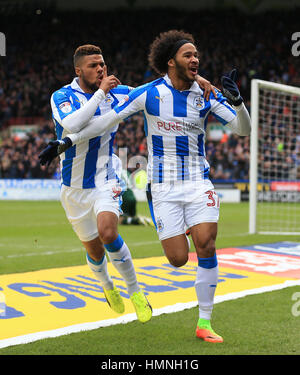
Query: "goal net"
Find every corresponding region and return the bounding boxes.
[249,79,300,234]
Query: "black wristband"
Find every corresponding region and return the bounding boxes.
[62,137,73,147]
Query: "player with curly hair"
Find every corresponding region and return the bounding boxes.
[39,30,251,342]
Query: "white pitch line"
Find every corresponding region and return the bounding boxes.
[0,241,161,260]
[0,248,82,260]
[0,279,299,349]
[128,240,160,246]
[0,233,253,260]
[3,248,81,259]
[0,231,294,260]
[0,222,69,228]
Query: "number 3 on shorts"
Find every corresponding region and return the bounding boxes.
[205,190,220,208]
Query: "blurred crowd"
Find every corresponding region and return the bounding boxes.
[0,121,59,179]
[0,8,299,181]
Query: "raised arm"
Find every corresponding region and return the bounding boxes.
[68,109,122,143]
[53,69,120,134]
[39,84,147,166]
[220,68,251,136]
[68,83,147,143]
[226,102,251,136]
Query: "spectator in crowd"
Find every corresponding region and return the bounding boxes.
[0,8,299,181]
[0,122,57,178]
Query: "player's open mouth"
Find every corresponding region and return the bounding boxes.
[189,66,198,75]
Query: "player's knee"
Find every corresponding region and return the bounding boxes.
[98,226,118,244]
[197,238,216,258]
[168,254,188,268]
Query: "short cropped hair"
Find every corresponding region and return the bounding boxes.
[73,44,102,67]
[148,30,195,75]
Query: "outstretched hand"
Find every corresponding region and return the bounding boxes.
[38,138,72,166]
[221,69,243,106]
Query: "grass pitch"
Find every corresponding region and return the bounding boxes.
[0,200,299,355]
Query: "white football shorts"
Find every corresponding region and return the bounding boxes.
[150,181,220,241]
[60,182,122,242]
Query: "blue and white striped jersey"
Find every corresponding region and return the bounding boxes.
[51,78,131,189]
[113,74,236,184]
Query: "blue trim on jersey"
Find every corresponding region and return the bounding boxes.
[204,167,209,180]
[213,90,227,103]
[221,101,236,115]
[213,90,236,115]
[54,118,63,140]
[110,85,131,95]
[62,145,76,186]
[152,135,164,183]
[148,201,157,229]
[146,186,157,230]
[210,91,236,124]
[104,234,124,252]
[197,254,218,269]
[210,90,225,102]
[82,136,101,189]
[211,112,228,125]
[197,134,205,156]
[106,132,117,181]
[143,113,148,136]
[146,86,160,116]
[176,136,189,181]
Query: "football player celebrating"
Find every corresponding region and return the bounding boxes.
[47,44,152,323]
[39,33,243,340]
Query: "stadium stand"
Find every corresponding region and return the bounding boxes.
[0,7,299,181]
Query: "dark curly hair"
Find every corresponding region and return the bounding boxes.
[148,30,195,75]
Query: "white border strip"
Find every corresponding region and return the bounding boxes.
[0,279,299,349]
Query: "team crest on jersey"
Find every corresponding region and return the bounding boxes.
[156,217,164,232]
[59,102,72,113]
[193,96,204,109]
[105,94,113,104]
